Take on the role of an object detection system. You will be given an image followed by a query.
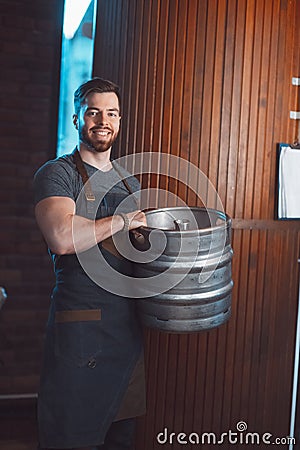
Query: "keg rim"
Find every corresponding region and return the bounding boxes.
[138,206,232,234]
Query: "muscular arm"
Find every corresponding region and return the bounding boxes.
[35,196,146,255]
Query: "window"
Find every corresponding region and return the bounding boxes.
[57,0,97,157]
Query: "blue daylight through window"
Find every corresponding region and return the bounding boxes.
[57,0,97,157]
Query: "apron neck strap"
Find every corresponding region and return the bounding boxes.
[73,148,96,202]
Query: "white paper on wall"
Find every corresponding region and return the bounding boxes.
[278,145,300,219]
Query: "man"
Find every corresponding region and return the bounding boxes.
[34,77,147,450]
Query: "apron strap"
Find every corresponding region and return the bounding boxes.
[74,148,138,206]
[111,160,136,197]
[73,148,96,217]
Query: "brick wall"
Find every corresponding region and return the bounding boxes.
[0,0,63,394]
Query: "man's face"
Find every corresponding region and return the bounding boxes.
[74,91,121,153]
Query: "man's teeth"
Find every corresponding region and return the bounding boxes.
[94,130,109,135]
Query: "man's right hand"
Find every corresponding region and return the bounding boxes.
[124,210,147,230]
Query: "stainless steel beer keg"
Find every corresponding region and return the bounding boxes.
[130,207,233,333]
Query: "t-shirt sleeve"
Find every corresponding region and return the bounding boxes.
[33,160,75,205]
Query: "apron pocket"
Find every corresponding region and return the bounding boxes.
[54,309,102,367]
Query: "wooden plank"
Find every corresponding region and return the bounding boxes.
[141,328,161,449]
[150,0,170,210]
[227,0,248,218]
[247,229,267,424]
[252,0,272,218]
[243,0,264,219]
[239,230,260,420]
[220,228,242,429]
[191,332,209,431]
[233,218,300,230]
[182,334,199,433]
[199,0,217,182]
[208,0,227,209]
[158,0,177,208]
[166,0,187,205]
[274,230,298,428]
[217,0,238,216]
[262,0,281,219]
[210,325,230,434]
[177,0,198,205]
[141,0,161,197]
[229,230,250,424]
[188,0,207,208]
[172,334,189,435]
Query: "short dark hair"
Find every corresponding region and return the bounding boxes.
[73,77,121,115]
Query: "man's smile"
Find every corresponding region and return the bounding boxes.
[91,128,111,137]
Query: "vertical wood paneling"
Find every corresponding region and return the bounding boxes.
[94,1,300,448]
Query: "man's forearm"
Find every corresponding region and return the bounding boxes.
[70,214,125,255]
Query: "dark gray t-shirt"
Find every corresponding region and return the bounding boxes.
[33,152,140,219]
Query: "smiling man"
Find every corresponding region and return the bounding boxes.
[33,78,147,450]
[75,88,121,154]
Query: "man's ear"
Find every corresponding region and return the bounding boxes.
[73,114,78,130]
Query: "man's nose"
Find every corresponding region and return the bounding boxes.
[95,111,107,124]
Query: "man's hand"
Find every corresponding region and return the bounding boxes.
[125,210,147,230]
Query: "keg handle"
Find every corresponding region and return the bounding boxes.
[129,227,151,251]
[174,219,190,231]
[130,212,191,250]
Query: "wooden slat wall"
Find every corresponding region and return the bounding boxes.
[93,1,300,448]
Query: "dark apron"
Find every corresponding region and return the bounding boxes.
[38,151,145,449]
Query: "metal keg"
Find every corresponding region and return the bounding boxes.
[130,207,233,333]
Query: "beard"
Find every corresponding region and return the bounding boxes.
[79,126,118,153]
